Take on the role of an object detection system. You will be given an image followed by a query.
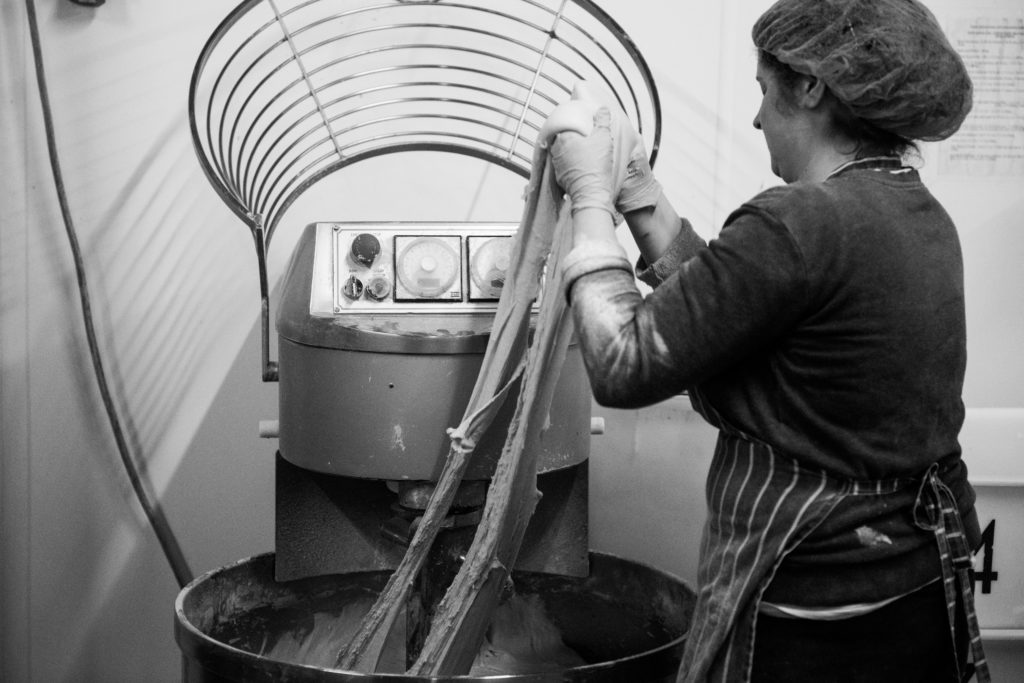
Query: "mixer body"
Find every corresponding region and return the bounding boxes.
[274,223,592,581]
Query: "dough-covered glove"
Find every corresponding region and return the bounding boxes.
[543,82,661,216]
[568,82,661,213]
[549,107,616,217]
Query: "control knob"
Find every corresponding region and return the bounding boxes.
[350,233,381,267]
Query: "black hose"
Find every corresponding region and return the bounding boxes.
[25,0,194,589]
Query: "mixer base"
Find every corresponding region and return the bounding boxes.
[275,454,590,582]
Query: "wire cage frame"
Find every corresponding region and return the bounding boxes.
[188,0,661,379]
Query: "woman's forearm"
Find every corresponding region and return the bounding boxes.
[623,193,683,265]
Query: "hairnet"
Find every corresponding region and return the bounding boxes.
[752,0,973,141]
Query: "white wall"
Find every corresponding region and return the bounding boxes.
[2,1,1021,681]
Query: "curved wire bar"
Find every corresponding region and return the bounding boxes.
[191,0,659,238]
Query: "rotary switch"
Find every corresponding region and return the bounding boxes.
[341,275,364,300]
[350,233,381,267]
[365,275,392,301]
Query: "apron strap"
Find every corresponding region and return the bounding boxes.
[913,463,990,683]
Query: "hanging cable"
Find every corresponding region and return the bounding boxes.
[24,0,194,589]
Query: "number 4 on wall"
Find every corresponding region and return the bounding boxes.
[973,519,999,594]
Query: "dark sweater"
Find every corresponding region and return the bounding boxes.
[566,162,978,604]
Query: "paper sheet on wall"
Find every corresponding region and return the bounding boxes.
[939,9,1024,176]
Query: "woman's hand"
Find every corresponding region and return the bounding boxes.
[545,81,662,217]
[550,107,616,219]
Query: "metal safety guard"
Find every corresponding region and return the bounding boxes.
[188,0,661,380]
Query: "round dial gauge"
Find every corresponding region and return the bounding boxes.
[470,237,512,299]
[396,237,459,298]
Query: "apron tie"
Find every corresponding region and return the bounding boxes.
[913,463,990,683]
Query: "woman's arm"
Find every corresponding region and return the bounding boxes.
[564,208,808,408]
[622,193,684,265]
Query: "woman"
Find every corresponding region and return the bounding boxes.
[548,0,987,681]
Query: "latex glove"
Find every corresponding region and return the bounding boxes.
[610,129,659,214]
[549,106,616,217]
[544,82,661,216]
[616,129,661,214]
[568,82,661,214]
[538,90,598,144]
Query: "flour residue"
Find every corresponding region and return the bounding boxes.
[855,526,893,547]
[470,594,586,675]
[263,598,374,668]
[392,424,406,452]
[259,593,585,676]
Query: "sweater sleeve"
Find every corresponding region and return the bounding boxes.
[635,216,707,287]
[567,206,810,408]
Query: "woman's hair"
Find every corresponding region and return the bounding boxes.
[752,0,972,144]
[758,49,914,159]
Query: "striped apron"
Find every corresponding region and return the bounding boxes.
[678,394,990,682]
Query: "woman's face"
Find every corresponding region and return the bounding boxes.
[753,61,809,183]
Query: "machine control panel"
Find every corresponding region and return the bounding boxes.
[307,222,519,315]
